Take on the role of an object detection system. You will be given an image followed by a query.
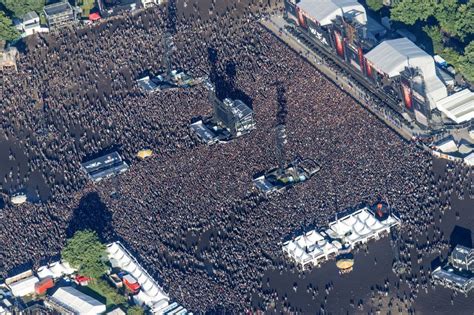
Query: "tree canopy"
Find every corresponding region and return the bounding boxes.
[459,42,474,82]
[61,230,108,279]
[127,305,145,315]
[390,0,438,25]
[0,11,20,41]
[0,0,45,18]
[366,0,384,12]
[391,0,473,83]
[391,0,474,39]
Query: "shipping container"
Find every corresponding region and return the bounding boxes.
[34,277,54,295]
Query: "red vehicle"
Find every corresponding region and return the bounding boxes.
[35,277,54,295]
[122,274,140,294]
[75,275,91,286]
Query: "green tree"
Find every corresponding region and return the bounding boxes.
[0,11,20,41]
[0,0,45,18]
[459,42,474,82]
[127,305,145,315]
[390,0,437,25]
[61,230,108,279]
[79,0,95,17]
[366,0,384,12]
[433,0,473,40]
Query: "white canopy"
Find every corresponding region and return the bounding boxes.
[8,276,39,297]
[297,0,367,26]
[51,286,105,315]
[436,89,474,124]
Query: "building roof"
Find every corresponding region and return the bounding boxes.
[365,38,433,77]
[222,98,253,120]
[44,1,73,16]
[433,137,458,153]
[432,266,474,291]
[297,0,367,26]
[23,11,39,22]
[450,245,474,270]
[107,307,126,315]
[136,76,159,92]
[50,286,106,315]
[435,89,474,124]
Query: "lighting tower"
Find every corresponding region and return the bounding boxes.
[275,83,288,175]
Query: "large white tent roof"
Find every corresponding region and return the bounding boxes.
[365,38,431,77]
[8,276,39,297]
[365,37,447,108]
[51,286,105,315]
[436,89,474,124]
[297,0,367,26]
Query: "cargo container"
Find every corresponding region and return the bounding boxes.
[34,277,54,295]
[122,274,140,294]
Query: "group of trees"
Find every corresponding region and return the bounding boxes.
[366,0,474,83]
[61,230,145,314]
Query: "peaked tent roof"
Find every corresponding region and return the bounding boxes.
[297,0,367,26]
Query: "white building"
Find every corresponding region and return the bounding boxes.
[106,242,170,314]
[283,207,400,270]
[296,0,367,26]
[18,12,42,37]
[7,276,39,297]
[48,286,106,315]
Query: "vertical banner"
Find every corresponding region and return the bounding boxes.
[400,77,413,110]
[358,47,364,72]
[366,60,373,78]
[297,7,306,28]
[334,31,344,58]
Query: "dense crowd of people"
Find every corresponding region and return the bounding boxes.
[0,1,473,313]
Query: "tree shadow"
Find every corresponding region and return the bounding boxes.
[449,225,472,249]
[66,192,115,242]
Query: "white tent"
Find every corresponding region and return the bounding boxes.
[8,276,39,297]
[435,89,474,124]
[50,286,106,315]
[464,152,474,166]
[106,242,170,309]
[297,0,367,26]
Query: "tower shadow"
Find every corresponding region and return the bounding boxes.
[449,225,472,249]
[66,191,115,242]
[207,47,253,108]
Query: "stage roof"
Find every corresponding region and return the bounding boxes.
[297,0,367,26]
[365,38,433,78]
[365,38,447,108]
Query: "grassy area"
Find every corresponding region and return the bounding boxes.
[80,278,127,310]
